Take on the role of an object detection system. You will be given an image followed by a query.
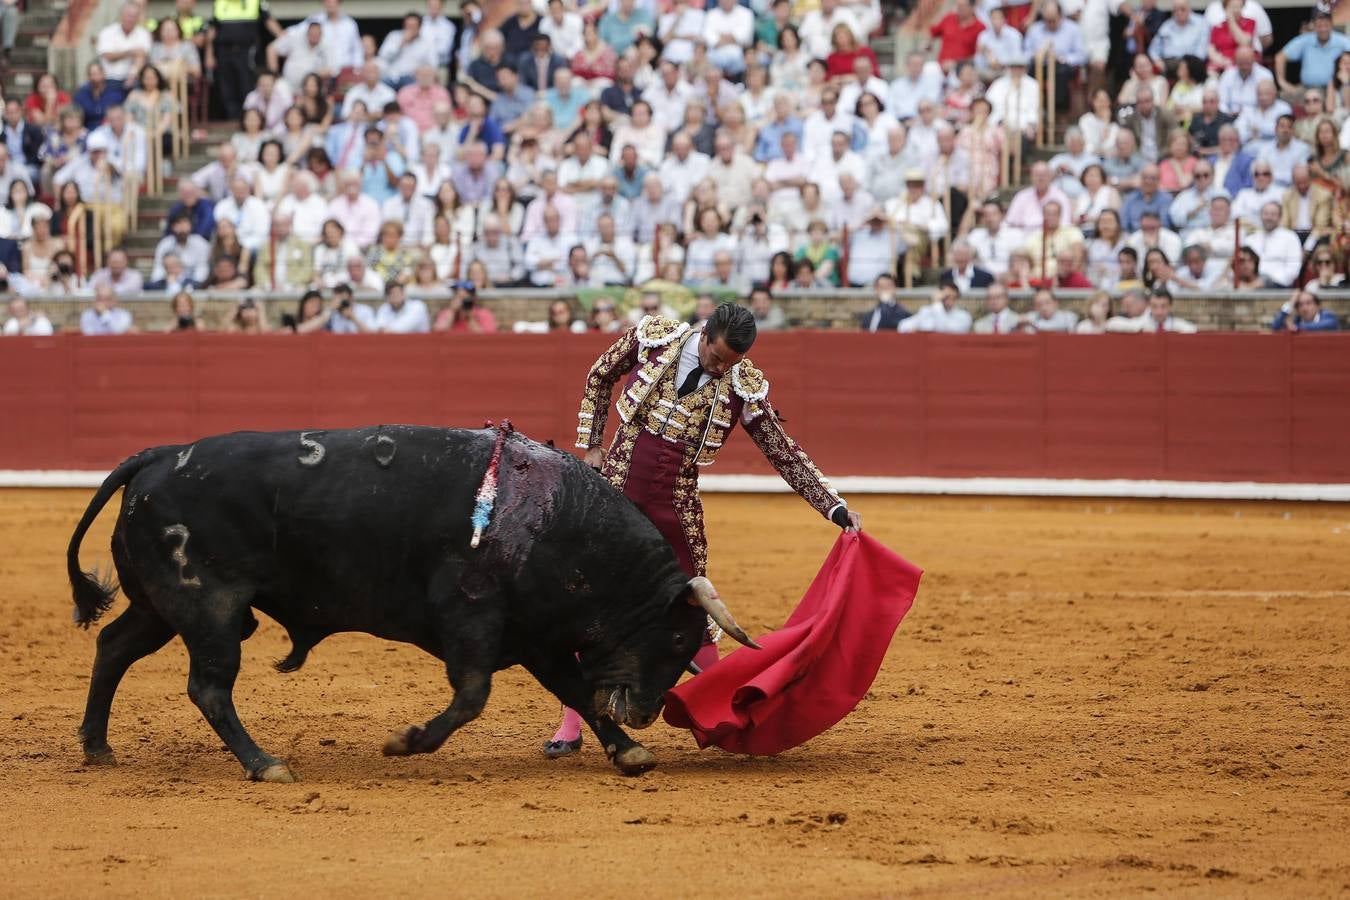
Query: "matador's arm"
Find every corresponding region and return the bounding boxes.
[575,326,641,450]
[738,371,849,525]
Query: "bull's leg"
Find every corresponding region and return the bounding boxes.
[523,652,657,776]
[381,609,502,757]
[176,608,295,783]
[79,604,176,766]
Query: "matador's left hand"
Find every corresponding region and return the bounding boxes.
[845,511,862,533]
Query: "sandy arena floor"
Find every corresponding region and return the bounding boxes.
[1,489,1348,898]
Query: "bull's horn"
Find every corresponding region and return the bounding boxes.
[687,577,761,649]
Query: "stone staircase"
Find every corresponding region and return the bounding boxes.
[122,123,238,278]
[4,2,67,99]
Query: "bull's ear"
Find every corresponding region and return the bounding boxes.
[665,580,696,613]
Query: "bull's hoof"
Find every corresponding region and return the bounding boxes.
[612,745,657,776]
[83,749,117,767]
[251,762,297,783]
[382,724,423,756]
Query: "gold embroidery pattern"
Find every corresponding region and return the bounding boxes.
[576,327,640,449]
[745,405,844,519]
[673,464,708,577]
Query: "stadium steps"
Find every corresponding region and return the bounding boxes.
[124,125,238,276]
[3,4,66,97]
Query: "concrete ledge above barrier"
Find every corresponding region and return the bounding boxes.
[17,289,1350,334]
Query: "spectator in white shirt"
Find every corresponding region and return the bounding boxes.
[886,53,944,122]
[268,20,336,93]
[97,2,152,86]
[1243,201,1304,288]
[381,172,437,247]
[1142,287,1198,332]
[966,199,1020,276]
[379,13,438,89]
[658,132,710,206]
[374,281,431,333]
[899,280,973,333]
[342,60,397,120]
[846,207,900,285]
[3,297,54,336]
[275,171,330,243]
[812,131,866,203]
[1216,47,1274,116]
[153,213,211,285]
[80,282,135,335]
[1252,115,1311,188]
[541,0,583,59]
[885,170,949,260]
[802,89,857,164]
[88,248,144,295]
[423,0,458,67]
[524,205,572,286]
[1231,161,1283,222]
[214,175,272,253]
[90,106,148,183]
[584,212,638,285]
[975,7,1023,80]
[1023,287,1079,332]
[304,0,364,71]
[1234,80,1291,151]
[800,0,863,61]
[557,131,609,219]
[702,0,754,76]
[985,55,1039,139]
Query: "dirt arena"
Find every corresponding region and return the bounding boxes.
[2,489,1347,897]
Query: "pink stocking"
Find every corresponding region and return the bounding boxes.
[551,706,584,743]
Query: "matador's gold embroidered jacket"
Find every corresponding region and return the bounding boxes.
[575,315,846,521]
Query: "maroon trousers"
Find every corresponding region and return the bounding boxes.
[605,430,703,579]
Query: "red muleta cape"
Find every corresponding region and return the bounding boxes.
[662,531,922,755]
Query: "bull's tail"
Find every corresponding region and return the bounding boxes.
[67,451,159,629]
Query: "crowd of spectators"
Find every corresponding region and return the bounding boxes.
[0,0,1346,335]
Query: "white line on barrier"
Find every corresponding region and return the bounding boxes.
[4,471,1349,501]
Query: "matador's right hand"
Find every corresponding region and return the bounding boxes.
[584,447,605,471]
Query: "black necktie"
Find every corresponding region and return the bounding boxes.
[678,364,704,398]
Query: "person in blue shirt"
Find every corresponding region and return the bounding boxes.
[753,94,804,163]
[489,65,535,133]
[1121,164,1174,232]
[458,92,506,160]
[1272,290,1341,332]
[1276,11,1350,91]
[72,62,128,130]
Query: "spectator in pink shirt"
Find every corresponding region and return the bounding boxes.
[325,170,381,249]
[1004,161,1073,237]
[397,64,451,133]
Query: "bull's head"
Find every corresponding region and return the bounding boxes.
[587,576,759,730]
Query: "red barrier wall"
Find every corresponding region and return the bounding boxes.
[4,333,1350,483]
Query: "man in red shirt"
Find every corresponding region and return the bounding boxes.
[1050,246,1093,289]
[928,0,985,72]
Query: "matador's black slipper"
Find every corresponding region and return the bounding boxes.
[543,736,583,759]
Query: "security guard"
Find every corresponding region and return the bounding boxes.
[204,0,281,119]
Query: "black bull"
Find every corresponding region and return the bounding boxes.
[66,425,758,780]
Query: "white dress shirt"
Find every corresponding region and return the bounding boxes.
[213,194,271,252]
[374,298,431,333]
[381,193,438,247]
[899,300,973,333]
[1244,227,1305,287]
